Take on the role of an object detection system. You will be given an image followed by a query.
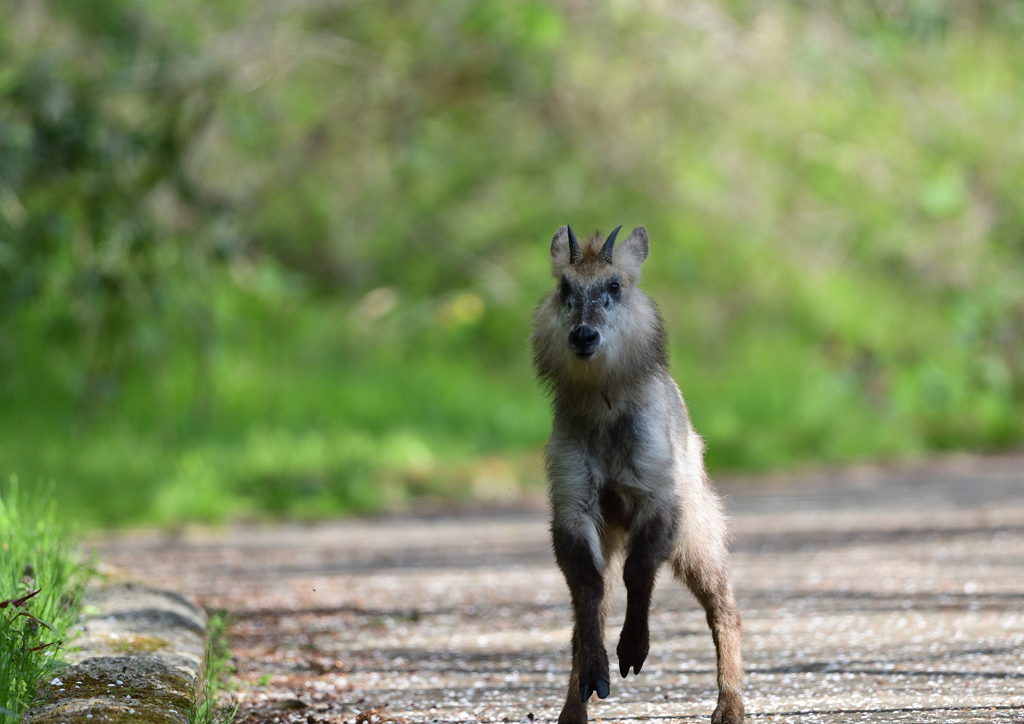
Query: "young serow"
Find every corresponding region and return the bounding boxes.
[531,225,744,724]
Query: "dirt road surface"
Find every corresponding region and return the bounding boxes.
[91,455,1024,723]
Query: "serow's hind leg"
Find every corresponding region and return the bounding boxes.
[617,510,675,678]
[681,560,744,724]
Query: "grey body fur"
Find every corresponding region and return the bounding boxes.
[530,225,744,724]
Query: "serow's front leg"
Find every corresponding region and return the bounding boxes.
[552,524,609,724]
[617,512,675,678]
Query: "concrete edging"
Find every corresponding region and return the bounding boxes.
[24,581,208,724]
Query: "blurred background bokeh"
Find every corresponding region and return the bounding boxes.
[1,0,1023,528]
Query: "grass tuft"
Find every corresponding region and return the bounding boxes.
[0,477,87,723]
[189,611,238,724]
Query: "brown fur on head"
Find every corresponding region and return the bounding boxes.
[550,225,650,286]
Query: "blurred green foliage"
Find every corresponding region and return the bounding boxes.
[1,0,1023,526]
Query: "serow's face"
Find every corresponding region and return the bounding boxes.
[539,222,650,372]
[559,271,622,360]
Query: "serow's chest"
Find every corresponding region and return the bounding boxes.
[582,408,651,486]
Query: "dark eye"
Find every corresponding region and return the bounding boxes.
[609,280,620,294]
[560,278,571,302]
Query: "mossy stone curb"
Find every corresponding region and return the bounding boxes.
[24,582,207,724]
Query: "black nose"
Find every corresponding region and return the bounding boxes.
[569,325,600,357]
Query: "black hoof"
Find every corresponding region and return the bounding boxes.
[580,678,610,702]
[616,631,649,679]
[619,658,644,677]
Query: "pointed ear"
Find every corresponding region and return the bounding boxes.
[550,225,570,277]
[622,226,649,262]
[616,226,649,282]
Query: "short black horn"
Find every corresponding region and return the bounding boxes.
[567,224,583,265]
[598,224,622,264]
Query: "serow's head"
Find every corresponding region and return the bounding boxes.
[548,223,649,361]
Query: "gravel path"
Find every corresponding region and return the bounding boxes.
[91,455,1024,723]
